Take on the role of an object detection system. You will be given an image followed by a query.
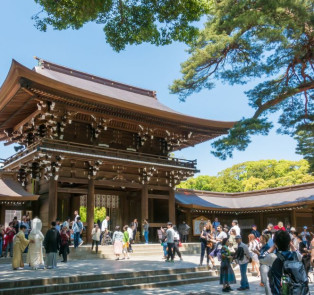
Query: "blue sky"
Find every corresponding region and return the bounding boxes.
[0,1,302,175]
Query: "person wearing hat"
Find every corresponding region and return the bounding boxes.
[301,226,310,248]
[165,222,175,263]
[234,235,250,291]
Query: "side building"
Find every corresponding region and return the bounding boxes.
[0,58,234,240]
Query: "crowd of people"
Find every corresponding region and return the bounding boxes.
[1,213,313,295]
[198,218,314,293]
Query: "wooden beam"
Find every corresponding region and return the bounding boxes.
[87,178,95,244]
[169,188,175,224]
[147,185,170,191]
[13,109,42,132]
[57,187,88,194]
[59,177,88,184]
[94,179,142,189]
[148,194,169,200]
[48,178,58,222]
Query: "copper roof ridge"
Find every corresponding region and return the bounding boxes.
[34,57,157,99]
[176,182,314,197]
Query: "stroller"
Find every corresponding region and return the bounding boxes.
[101,230,113,245]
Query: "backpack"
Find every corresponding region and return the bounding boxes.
[277,252,309,295]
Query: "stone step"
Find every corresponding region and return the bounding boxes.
[0,268,217,295]
[0,266,209,289]
[45,276,218,295]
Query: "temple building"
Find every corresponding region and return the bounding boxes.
[176,182,314,240]
[0,58,234,240]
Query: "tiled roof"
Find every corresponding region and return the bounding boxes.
[175,183,314,210]
[0,176,39,201]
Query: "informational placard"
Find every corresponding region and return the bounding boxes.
[193,215,208,236]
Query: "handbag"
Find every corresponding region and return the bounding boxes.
[179,241,183,247]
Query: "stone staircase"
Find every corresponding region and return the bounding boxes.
[68,243,201,260]
[0,266,218,295]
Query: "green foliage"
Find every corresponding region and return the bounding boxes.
[32,0,210,51]
[170,0,314,160]
[79,206,106,223]
[177,159,314,192]
[295,123,314,172]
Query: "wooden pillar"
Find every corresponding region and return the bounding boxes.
[186,209,192,242]
[291,209,296,228]
[259,212,264,231]
[87,178,95,244]
[48,179,58,223]
[0,205,5,225]
[141,184,148,221]
[169,188,175,224]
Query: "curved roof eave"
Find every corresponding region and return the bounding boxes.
[0,60,236,130]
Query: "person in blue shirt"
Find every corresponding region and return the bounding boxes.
[212,217,220,231]
[251,225,261,238]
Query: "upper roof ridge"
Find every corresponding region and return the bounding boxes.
[34,57,157,99]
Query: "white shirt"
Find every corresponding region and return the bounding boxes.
[127,227,133,239]
[229,225,241,236]
[216,231,227,241]
[74,214,80,222]
[101,219,108,232]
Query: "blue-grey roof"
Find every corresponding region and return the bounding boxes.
[175,184,314,209]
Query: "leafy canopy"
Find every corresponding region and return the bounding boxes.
[170,0,314,161]
[32,0,209,51]
[32,0,314,162]
[177,159,314,192]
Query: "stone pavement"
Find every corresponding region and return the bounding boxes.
[0,253,205,282]
[0,251,313,294]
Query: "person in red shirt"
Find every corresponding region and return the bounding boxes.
[273,221,286,231]
[4,222,16,257]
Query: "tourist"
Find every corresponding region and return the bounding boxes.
[101,216,110,233]
[173,225,183,261]
[257,234,276,295]
[311,235,314,267]
[44,221,61,269]
[74,210,80,222]
[59,225,70,262]
[131,219,138,243]
[199,222,212,266]
[55,219,61,232]
[0,224,4,258]
[210,225,228,267]
[251,225,260,239]
[286,223,291,233]
[212,217,220,231]
[4,222,15,258]
[263,224,274,247]
[127,224,134,252]
[223,226,229,235]
[27,218,44,269]
[229,220,240,236]
[165,222,175,263]
[228,229,238,254]
[290,230,299,250]
[73,216,83,248]
[122,225,130,260]
[91,224,101,254]
[234,235,250,291]
[220,238,236,292]
[178,221,190,243]
[298,234,312,276]
[143,219,149,244]
[268,230,308,295]
[62,217,71,229]
[112,226,123,260]
[160,227,168,259]
[12,216,19,233]
[273,221,286,231]
[248,234,260,276]
[300,226,310,247]
[12,224,31,270]
[20,215,31,237]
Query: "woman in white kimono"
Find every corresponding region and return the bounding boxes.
[27,218,44,269]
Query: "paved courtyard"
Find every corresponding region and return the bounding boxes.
[0,252,313,294]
